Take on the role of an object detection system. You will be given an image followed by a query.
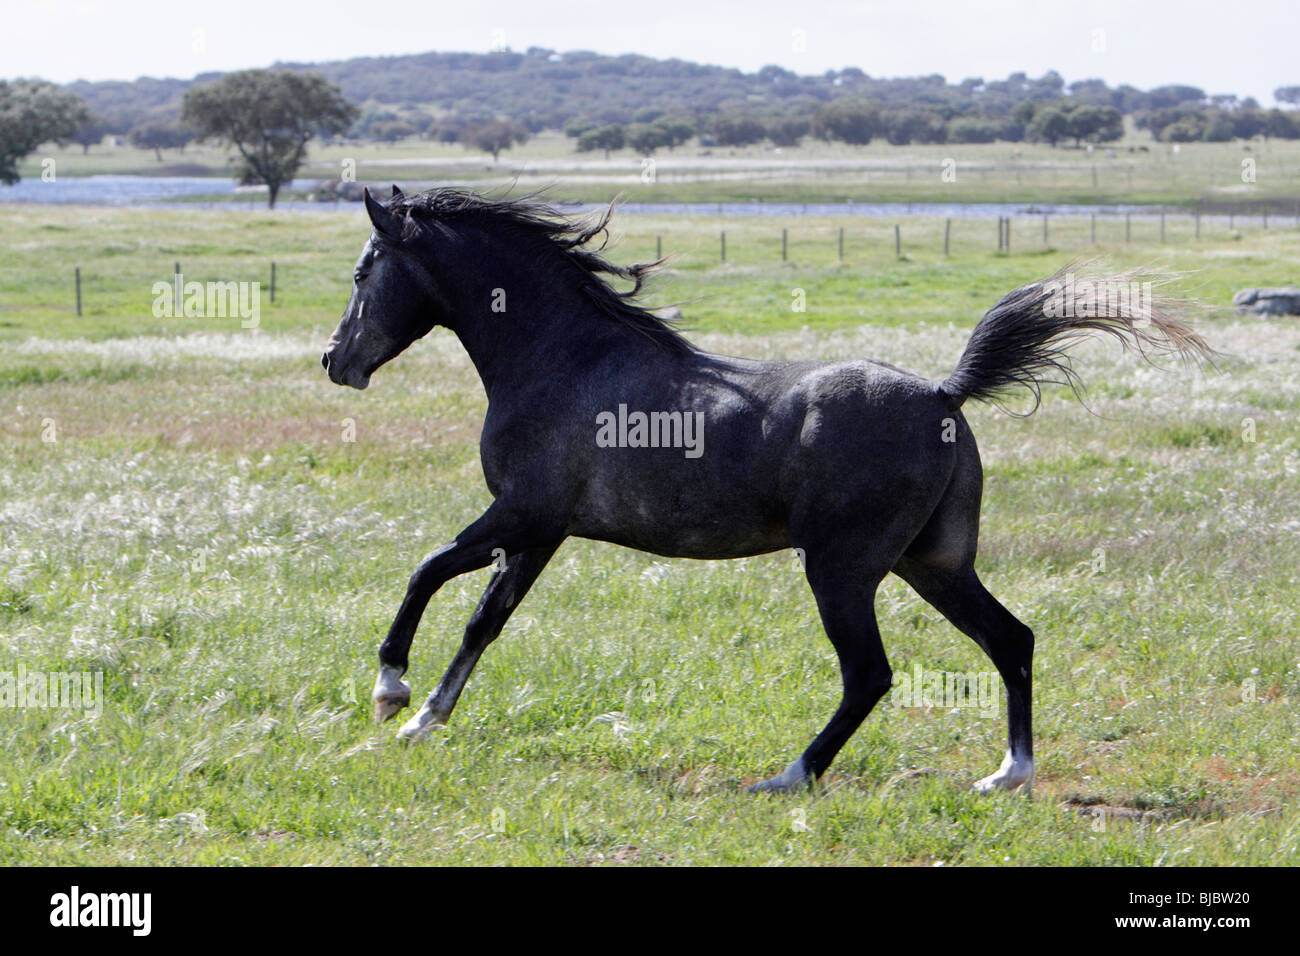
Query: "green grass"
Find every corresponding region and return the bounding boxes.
[0,204,1297,864]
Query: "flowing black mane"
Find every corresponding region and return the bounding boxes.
[392,188,693,354]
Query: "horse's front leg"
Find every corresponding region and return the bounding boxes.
[371,504,553,723]
[396,543,559,741]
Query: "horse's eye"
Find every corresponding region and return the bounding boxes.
[354,271,368,284]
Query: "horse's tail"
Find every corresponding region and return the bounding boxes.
[938,264,1215,413]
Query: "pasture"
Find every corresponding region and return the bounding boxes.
[0,202,1297,864]
[17,129,1300,208]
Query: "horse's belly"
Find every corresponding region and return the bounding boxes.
[568,476,788,559]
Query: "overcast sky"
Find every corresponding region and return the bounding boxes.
[3,0,1293,104]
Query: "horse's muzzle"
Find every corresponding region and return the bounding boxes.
[321,346,370,389]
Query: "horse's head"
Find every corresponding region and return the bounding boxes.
[322,186,447,389]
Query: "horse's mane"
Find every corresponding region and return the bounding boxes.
[392,188,693,355]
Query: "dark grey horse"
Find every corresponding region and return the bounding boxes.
[322,186,1211,793]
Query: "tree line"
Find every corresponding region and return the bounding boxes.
[38,49,1300,164]
[5,51,1300,201]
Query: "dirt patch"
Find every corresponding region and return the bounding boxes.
[572,845,669,866]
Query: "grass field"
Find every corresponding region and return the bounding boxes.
[15,127,1300,208]
[0,202,1298,864]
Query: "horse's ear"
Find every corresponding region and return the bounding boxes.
[390,184,404,201]
[364,187,401,239]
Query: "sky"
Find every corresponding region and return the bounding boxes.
[2,0,1294,105]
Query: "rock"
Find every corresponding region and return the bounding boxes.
[1233,287,1300,316]
[657,306,684,321]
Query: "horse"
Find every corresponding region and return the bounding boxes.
[321,185,1211,794]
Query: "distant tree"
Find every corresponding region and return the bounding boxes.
[516,111,549,133]
[1145,85,1206,110]
[767,117,810,147]
[0,80,89,183]
[72,115,113,154]
[128,121,194,160]
[1068,78,1119,107]
[711,113,767,147]
[881,109,946,145]
[370,120,416,143]
[625,123,669,156]
[812,98,881,145]
[564,118,596,139]
[576,124,624,158]
[946,117,1001,144]
[1274,86,1300,108]
[463,119,529,161]
[353,108,399,138]
[1066,105,1122,145]
[1027,108,1070,146]
[400,111,435,136]
[1161,119,1203,143]
[1027,70,1066,100]
[429,115,470,143]
[1232,109,1266,139]
[1136,105,1200,139]
[1010,99,1038,126]
[1202,115,1235,142]
[182,69,357,207]
[653,117,695,150]
[1264,108,1299,139]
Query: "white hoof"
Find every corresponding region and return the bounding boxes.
[973,751,1035,794]
[748,757,814,794]
[396,704,445,742]
[372,665,411,724]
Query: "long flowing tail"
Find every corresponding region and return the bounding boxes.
[939,265,1215,412]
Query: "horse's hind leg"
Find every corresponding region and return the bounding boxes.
[895,559,1035,793]
[750,552,895,793]
[397,543,558,741]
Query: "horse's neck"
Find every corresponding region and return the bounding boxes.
[438,240,664,401]
[448,284,613,401]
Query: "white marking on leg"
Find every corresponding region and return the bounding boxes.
[397,697,445,741]
[973,750,1035,795]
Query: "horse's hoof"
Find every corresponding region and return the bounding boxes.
[972,752,1035,795]
[396,709,445,742]
[373,693,410,724]
[371,665,411,724]
[747,758,814,794]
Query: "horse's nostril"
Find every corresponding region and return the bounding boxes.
[321,351,330,370]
